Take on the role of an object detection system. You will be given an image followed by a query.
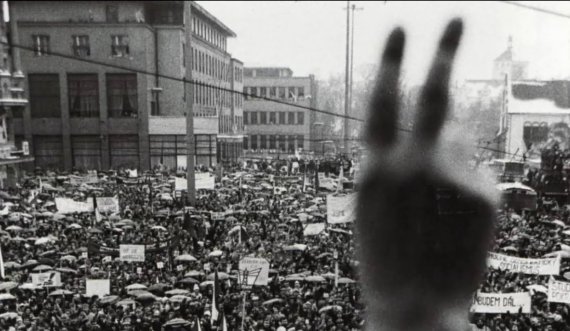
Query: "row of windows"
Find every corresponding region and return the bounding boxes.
[219,115,244,135]
[192,48,234,82]
[28,73,137,118]
[244,86,306,100]
[244,135,305,152]
[28,134,218,171]
[191,16,227,51]
[33,34,130,58]
[244,111,304,126]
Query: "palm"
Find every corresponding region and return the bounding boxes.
[356,19,496,331]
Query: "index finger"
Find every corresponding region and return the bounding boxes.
[414,19,463,145]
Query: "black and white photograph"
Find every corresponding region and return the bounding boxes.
[0,1,569,330]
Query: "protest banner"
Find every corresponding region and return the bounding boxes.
[69,173,99,186]
[196,173,215,190]
[127,169,138,178]
[548,277,570,304]
[487,252,560,275]
[470,292,531,314]
[175,177,187,191]
[55,197,94,214]
[157,262,164,269]
[211,212,226,221]
[96,197,120,214]
[238,257,270,288]
[31,271,62,287]
[303,223,326,236]
[86,279,110,298]
[120,244,145,262]
[327,194,356,224]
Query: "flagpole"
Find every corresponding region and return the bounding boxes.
[241,291,246,331]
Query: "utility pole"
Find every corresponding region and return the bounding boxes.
[344,0,350,154]
[183,1,196,205]
[349,4,363,147]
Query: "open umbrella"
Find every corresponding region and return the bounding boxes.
[18,283,40,291]
[0,312,18,320]
[208,250,223,257]
[178,277,199,285]
[262,298,284,306]
[305,275,326,283]
[184,270,204,278]
[0,282,18,291]
[151,225,167,231]
[67,223,82,230]
[165,289,190,296]
[56,267,78,274]
[32,264,53,272]
[135,292,157,302]
[60,255,77,262]
[163,318,190,327]
[5,225,22,232]
[4,262,21,269]
[98,295,119,305]
[148,283,170,293]
[319,305,343,313]
[337,277,356,284]
[168,295,188,303]
[48,289,73,297]
[175,254,197,262]
[126,283,148,291]
[0,293,16,301]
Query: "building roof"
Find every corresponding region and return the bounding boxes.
[495,48,513,62]
[509,80,570,114]
[191,1,236,37]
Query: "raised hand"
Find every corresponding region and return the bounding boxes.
[356,19,497,331]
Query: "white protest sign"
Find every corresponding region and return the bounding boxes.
[137,267,143,274]
[548,277,570,304]
[327,194,356,224]
[128,169,138,178]
[86,279,110,298]
[211,212,226,221]
[177,265,184,271]
[196,173,215,190]
[238,257,270,288]
[470,292,531,314]
[96,197,120,214]
[55,198,94,214]
[120,244,145,262]
[303,223,326,236]
[70,174,99,186]
[157,262,164,269]
[487,252,560,275]
[175,177,187,191]
[31,271,62,287]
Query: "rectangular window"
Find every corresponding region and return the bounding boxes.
[106,4,119,23]
[29,74,60,118]
[68,74,99,118]
[278,135,286,151]
[33,135,64,170]
[298,87,305,98]
[269,112,276,125]
[288,87,296,99]
[250,111,258,125]
[149,135,177,170]
[269,87,277,98]
[250,135,258,150]
[243,111,249,125]
[72,35,90,57]
[109,135,139,169]
[269,135,276,149]
[243,136,249,150]
[107,74,138,118]
[296,135,304,150]
[278,87,286,99]
[260,135,267,149]
[260,87,267,98]
[288,112,295,125]
[71,135,101,170]
[297,111,304,125]
[32,35,50,56]
[288,135,295,153]
[279,112,285,125]
[111,35,130,57]
[260,111,267,125]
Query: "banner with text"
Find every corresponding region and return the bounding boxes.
[196,173,215,190]
[86,279,111,298]
[31,271,62,287]
[120,244,145,262]
[327,194,356,224]
[238,257,270,288]
[470,292,532,314]
[69,174,99,186]
[548,277,570,304]
[55,198,94,214]
[487,252,561,275]
[96,197,120,214]
[303,223,326,236]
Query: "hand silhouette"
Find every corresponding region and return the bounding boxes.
[356,19,496,331]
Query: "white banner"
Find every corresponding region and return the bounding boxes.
[55,198,94,214]
[120,244,145,262]
[211,212,226,220]
[96,197,120,214]
[31,271,62,287]
[487,252,561,275]
[175,177,187,191]
[303,223,326,236]
[86,279,110,298]
[470,292,531,314]
[238,257,270,287]
[127,169,138,178]
[196,173,215,190]
[327,194,356,224]
[69,174,99,186]
[548,277,570,304]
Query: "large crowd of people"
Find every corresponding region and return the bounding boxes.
[0,156,362,331]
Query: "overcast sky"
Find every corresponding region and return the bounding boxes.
[199,1,570,86]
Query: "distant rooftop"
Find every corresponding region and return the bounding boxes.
[244,67,294,78]
[509,80,570,114]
